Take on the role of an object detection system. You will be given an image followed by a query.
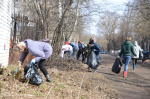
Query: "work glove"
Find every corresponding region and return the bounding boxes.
[30,59,36,64]
[117,56,120,58]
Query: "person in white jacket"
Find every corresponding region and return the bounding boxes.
[61,42,73,58]
[132,41,143,69]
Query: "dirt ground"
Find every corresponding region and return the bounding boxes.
[0,54,150,99]
[99,54,150,99]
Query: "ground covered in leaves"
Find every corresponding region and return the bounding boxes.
[0,55,120,99]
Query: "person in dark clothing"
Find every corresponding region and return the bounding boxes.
[16,39,53,83]
[90,39,101,64]
[76,41,86,62]
[86,38,101,72]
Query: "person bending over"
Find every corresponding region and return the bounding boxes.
[16,39,53,82]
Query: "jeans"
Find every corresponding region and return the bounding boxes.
[94,51,100,60]
[64,49,73,58]
[123,56,131,71]
[72,49,78,59]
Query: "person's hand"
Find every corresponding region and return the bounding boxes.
[93,49,96,51]
[117,56,120,58]
[30,59,36,64]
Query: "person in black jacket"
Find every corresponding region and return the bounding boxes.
[87,37,101,72]
[76,41,86,62]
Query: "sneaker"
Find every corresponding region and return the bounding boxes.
[87,67,91,72]
[98,60,101,65]
[94,69,97,72]
[94,68,97,72]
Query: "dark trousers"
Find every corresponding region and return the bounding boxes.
[132,58,137,69]
[77,51,84,62]
[37,59,49,76]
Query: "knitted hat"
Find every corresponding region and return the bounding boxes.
[65,42,70,45]
[93,36,96,41]
[89,39,94,44]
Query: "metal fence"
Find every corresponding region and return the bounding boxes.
[9,15,43,66]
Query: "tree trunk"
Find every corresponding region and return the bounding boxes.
[51,0,73,54]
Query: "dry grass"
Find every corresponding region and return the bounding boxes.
[0,66,119,99]
[0,57,120,99]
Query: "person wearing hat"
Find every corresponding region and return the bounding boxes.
[85,38,101,72]
[89,39,101,63]
[61,42,73,58]
[132,41,143,69]
[16,39,53,82]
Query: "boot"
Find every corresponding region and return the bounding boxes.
[45,74,51,83]
[123,71,127,77]
[87,67,91,72]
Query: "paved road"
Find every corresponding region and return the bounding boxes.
[98,54,150,99]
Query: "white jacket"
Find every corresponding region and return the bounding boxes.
[133,41,143,58]
[61,44,73,58]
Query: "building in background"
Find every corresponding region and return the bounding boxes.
[0,0,13,67]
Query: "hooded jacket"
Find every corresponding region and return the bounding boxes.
[69,42,79,50]
[132,41,143,58]
[19,39,53,63]
[61,44,73,58]
[119,41,137,57]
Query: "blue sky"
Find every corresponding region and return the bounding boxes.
[84,0,130,36]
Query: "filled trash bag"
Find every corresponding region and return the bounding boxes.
[87,51,99,69]
[112,58,122,74]
[24,63,43,86]
[83,57,87,64]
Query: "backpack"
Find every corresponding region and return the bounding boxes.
[78,43,85,51]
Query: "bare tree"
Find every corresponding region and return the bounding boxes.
[97,12,119,51]
[127,0,150,50]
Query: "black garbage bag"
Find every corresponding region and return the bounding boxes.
[83,57,87,64]
[112,58,122,74]
[87,51,99,69]
[24,63,43,86]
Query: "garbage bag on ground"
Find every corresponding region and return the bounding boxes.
[112,58,122,74]
[24,63,43,86]
[87,51,99,69]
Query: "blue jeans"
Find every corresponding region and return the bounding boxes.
[94,51,100,60]
[123,56,131,71]
[64,49,73,57]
